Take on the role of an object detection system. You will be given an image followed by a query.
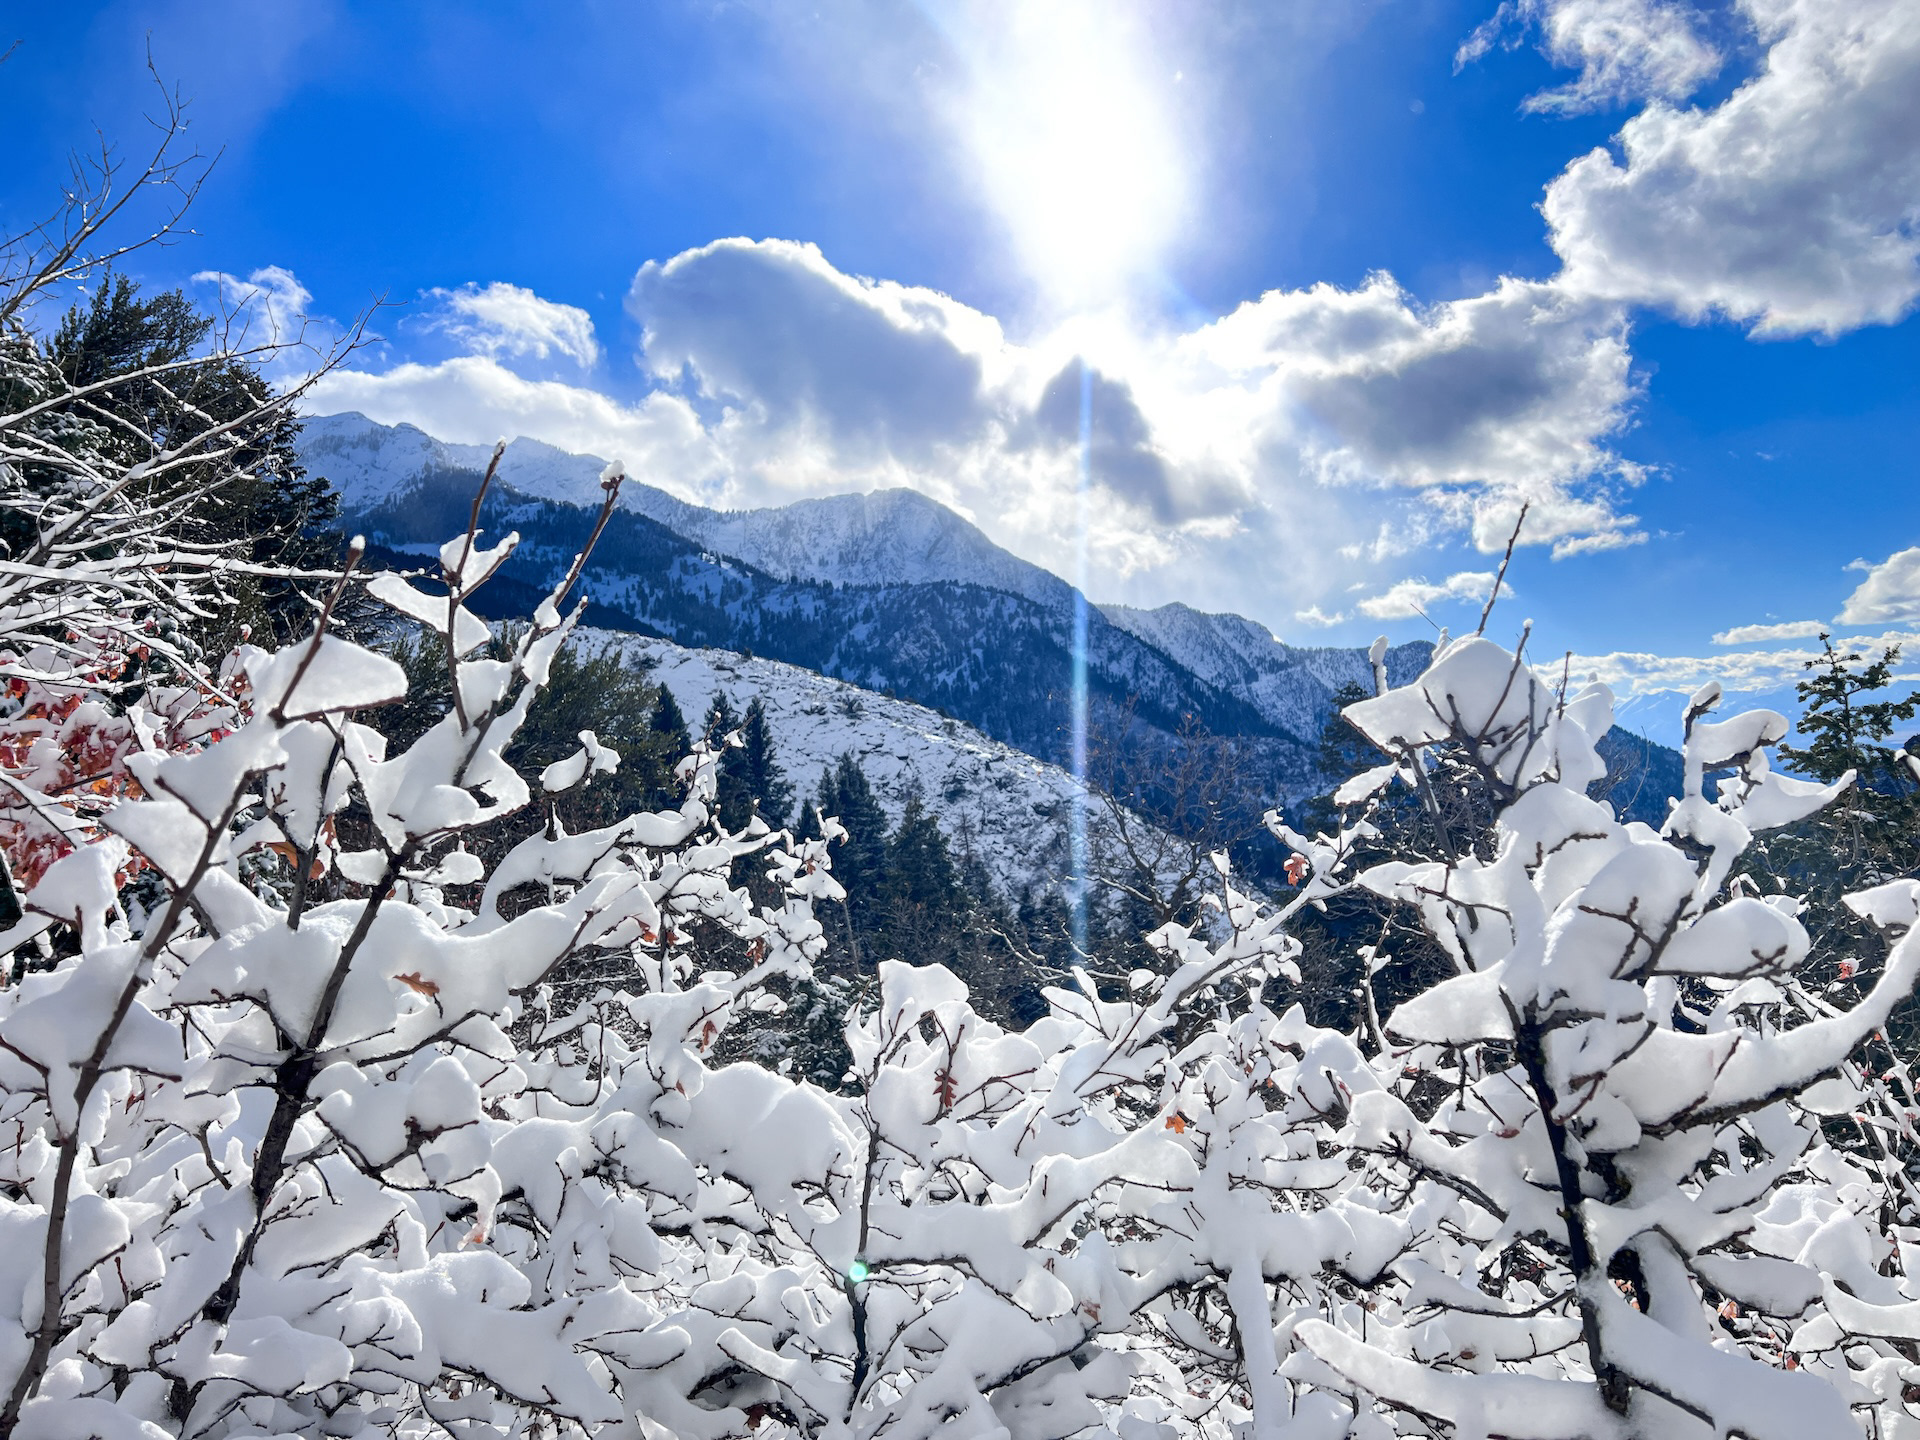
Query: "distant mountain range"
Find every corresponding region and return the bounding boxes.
[297,412,1681,835]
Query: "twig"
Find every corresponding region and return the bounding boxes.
[1476,503,1529,637]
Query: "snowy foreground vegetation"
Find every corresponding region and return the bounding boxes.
[3,127,1919,1440]
[1,469,1919,1440]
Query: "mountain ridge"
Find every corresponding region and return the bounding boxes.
[299,412,1431,748]
[298,413,1680,839]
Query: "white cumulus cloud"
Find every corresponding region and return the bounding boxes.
[307,240,1644,623]
[431,281,600,367]
[1545,0,1920,336]
[1575,630,1920,697]
[1838,547,1920,626]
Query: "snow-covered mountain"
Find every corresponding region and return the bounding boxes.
[588,629,1168,902]
[298,412,637,513]
[1100,602,1431,742]
[299,413,1417,747]
[681,489,1071,607]
[300,412,1681,829]
[299,413,1066,604]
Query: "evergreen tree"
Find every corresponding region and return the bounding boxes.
[1741,636,1920,1047]
[700,690,736,744]
[1777,635,1920,870]
[728,697,793,829]
[703,692,752,829]
[881,793,966,966]
[37,275,347,651]
[824,754,890,957]
[646,684,691,810]
[792,798,823,843]
[815,766,840,827]
[650,683,690,758]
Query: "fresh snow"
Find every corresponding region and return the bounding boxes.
[594,629,1178,903]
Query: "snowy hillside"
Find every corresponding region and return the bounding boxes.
[585,629,1179,903]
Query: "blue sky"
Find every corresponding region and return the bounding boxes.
[5,0,1918,736]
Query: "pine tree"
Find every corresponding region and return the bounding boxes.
[1777,635,1920,870]
[647,684,691,811]
[37,275,347,651]
[702,691,739,746]
[881,792,966,967]
[1739,636,1920,1047]
[825,754,890,956]
[792,798,823,843]
[728,697,793,829]
[650,684,690,758]
[703,692,752,829]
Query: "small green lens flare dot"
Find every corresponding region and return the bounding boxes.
[847,1260,870,1283]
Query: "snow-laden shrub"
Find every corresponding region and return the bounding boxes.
[1294,638,1920,1439]
[0,518,1913,1439]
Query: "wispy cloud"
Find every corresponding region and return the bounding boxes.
[1457,0,1720,114]
[194,265,316,348]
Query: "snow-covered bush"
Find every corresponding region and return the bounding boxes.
[0,478,848,1438]
[1293,638,1920,1439]
[0,479,1914,1440]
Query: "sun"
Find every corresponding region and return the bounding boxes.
[950,4,1189,310]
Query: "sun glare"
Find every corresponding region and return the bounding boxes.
[953,5,1188,309]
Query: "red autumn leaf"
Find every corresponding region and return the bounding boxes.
[1284,854,1309,885]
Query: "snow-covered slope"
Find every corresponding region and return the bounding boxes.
[1100,602,1432,742]
[588,629,1166,903]
[682,490,1071,608]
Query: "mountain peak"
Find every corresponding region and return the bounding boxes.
[299,412,1074,605]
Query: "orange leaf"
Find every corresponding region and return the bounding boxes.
[395,971,440,998]
[1165,1113,1187,1134]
